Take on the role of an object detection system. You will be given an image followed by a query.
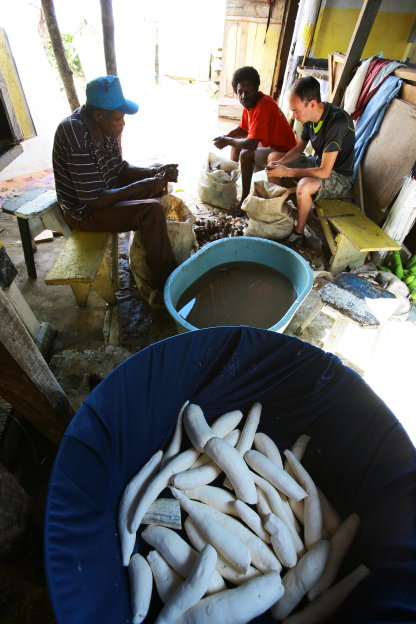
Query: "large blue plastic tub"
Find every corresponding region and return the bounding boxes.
[164,237,314,332]
[44,328,415,624]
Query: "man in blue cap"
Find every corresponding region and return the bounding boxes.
[53,75,178,296]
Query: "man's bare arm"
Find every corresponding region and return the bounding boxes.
[267,150,339,181]
[213,126,247,142]
[266,139,307,168]
[117,163,178,184]
[213,128,258,151]
[117,164,156,183]
[88,175,167,210]
[227,127,248,139]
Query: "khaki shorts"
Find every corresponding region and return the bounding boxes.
[285,154,354,200]
[254,147,277,171]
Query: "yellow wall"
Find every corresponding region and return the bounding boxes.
[311,7,415,61]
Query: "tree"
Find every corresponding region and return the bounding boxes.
[40,0,80,111]
[100,0,117,76]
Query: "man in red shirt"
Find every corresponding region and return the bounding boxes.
[213,66,296,216]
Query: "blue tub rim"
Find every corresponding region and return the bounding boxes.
[164,236,314,332]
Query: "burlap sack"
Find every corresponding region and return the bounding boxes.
[242,180,294,240]
[129,194,197,304]
[197,152,240,210]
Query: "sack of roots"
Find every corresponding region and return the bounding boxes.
[129,194,197,305]
[197,152,240,210]
[243,180,294,240]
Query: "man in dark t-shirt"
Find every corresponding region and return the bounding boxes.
[266,76,355,242]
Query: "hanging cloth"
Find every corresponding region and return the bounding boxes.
[351,57,405,121]
[264,0,275,44]
[353,74,402,177]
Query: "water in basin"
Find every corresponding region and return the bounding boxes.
[176,260,296,329]
[164,237,314,333]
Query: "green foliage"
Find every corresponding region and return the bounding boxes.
[47,21,87,77]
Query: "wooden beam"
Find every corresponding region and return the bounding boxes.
[0,143,23,172]
[328,53,346,100]
[0,287,73,445]
[3,281,39,337]
[0,28,36,141]
[0,64,23,141]
[395,67,416,83]
[331,0,383,106]
[400,83,416,106]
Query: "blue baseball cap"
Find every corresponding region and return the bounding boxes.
[86,75,138,114]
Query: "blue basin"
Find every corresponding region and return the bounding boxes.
[164,236,314,333]
[44,327,415,624]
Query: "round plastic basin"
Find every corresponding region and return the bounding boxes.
[164,236,314,333]
[44,327,415,624]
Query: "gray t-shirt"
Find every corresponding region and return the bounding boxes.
[301,102,355,177]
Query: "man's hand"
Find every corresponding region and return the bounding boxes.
[126,174,168,199]
[150,171,171,197]
[154,164,179,183]
[213,136,229,150]
[265,160,282,170]
[266,163,292,178]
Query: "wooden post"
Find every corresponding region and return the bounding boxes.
[40,0,80,111]
[0,287,73,445]
[373,169,416,265]
[331,0,383,105]
[278,0,322,114]
[100,0,118,76]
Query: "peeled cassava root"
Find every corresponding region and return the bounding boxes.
[141,524,225,595]
[154,544,218,624]
[171,571,284,624]
[119,401,369,623]
[128,553,153,624]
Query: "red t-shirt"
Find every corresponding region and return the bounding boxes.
[240,93,296,152]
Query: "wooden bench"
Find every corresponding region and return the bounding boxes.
[315,199,402,275]
[45,231,118,307]
[2,189,71,279]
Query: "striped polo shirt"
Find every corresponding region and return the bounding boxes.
[52,105,127,220]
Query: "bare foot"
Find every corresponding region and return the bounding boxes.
[230,202,245,218]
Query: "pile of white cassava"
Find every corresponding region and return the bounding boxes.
[118,402,370,624]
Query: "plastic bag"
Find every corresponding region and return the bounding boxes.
[197,152,240,210]
[129,194,197,304]
[242,180,294,240]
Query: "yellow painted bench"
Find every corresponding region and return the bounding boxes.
[45,231,118,307]
[315,199,402,275]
